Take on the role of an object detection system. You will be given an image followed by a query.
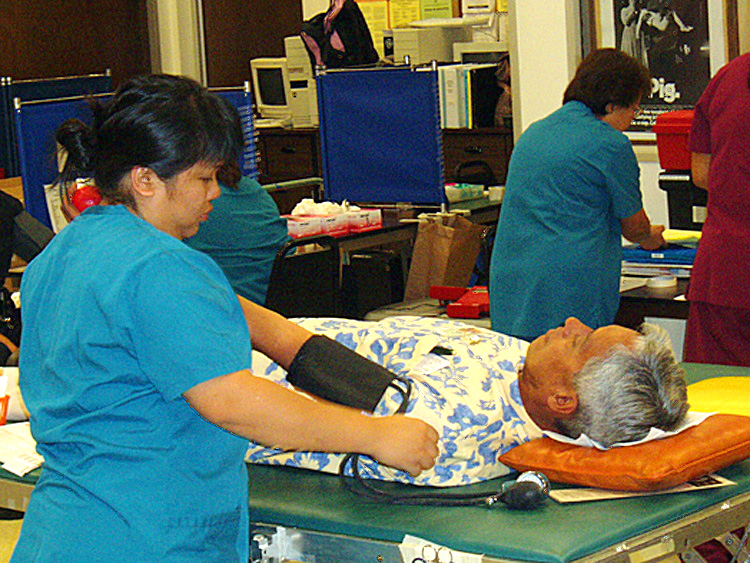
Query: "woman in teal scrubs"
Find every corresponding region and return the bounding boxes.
[12,74,438,562]
[490,48,666,341]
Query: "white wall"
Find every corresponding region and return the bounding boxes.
[635,150,669,227]
[507,0,579,135]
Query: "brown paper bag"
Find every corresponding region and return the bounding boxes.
[404,214,487,301]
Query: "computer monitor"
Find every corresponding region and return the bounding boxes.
[249,58,293,124]
[452,41,507,64]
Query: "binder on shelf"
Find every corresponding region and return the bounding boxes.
[438,64,465,128]
[463,65,473,129]
[439,63,501,129]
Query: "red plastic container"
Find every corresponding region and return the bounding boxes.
[654,110,694,171]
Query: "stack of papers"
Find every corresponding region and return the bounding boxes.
[0,423,43,476]
[622,242,697,278]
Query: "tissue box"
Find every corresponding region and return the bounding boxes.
[319,214,350,237]
[346,209,383,233]
[444,183,485,203]
[284,216,323,239]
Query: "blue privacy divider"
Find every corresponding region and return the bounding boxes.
[0,79,13,177]
[14,94,110,229]
[8,73,112,104]
[317,66,446,205]
[210,84,259,180]
[5,72,112,177]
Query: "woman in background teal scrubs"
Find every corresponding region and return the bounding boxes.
[490,48,666,341]
[185,171,291,305]
[12,74,438,563]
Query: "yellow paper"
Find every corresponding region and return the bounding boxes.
[663,228,702,244]
[390,0,421,27]
[688,377,750,417]
[420,0,454,20]
[358,0,391,58]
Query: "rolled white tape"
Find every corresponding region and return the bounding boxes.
[647,275,678,289]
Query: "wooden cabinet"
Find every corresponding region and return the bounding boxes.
[256,128,322,185]
[442,127,514,185]
[0,1,150,85]
[202,0,303,87]
[256,126,514,187]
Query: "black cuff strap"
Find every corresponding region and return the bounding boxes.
[287,335,397,412]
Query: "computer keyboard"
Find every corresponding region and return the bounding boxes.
[254,117,292,129]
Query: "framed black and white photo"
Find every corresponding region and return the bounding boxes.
[584,0,739,140]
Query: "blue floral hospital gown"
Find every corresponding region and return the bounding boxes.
[246,316,544,486]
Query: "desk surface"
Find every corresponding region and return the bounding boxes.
[616,278,690,328]
[246,364,750,563]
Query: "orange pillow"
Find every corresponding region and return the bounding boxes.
[498,414,750,491]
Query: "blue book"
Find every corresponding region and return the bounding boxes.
[622,243,697,265]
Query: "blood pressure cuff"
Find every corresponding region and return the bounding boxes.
[287,335,396,412]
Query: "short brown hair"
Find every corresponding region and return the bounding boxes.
[563,48,651,116]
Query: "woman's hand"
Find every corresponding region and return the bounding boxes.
[622,209,666,249]
[186,370,439,476]
[638,224,666,250]
[367,415,439,477]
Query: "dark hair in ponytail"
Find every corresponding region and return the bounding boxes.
[55,74,244,205]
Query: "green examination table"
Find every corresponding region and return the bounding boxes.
[1,364,748,562]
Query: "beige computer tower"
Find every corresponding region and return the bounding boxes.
[284,36,319,127]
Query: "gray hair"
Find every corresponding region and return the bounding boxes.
[558,323,689,447]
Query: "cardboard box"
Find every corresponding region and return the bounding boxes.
[654,110,694,171]
[346,209,383,233]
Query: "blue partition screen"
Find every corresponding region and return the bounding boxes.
[213,88,259,180]
[318,67,445,204]
[14,97,107,229]
[5,74,112,177]
[9,75,112,105]
[0,81,12,177]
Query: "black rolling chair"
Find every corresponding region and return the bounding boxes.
[264,235,341,318]
[454,160,498,187]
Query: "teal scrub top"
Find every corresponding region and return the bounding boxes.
[14,206,253,562]
[185,176,291,305]
[489,102,643,340]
